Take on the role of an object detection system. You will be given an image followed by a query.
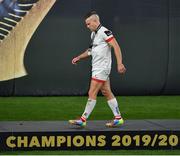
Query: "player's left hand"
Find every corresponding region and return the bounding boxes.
[72,56,80,64]
[117,63,126,74]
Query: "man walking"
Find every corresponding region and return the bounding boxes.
[69,11,126,127]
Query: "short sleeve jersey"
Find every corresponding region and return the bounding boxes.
[90,25,114,71]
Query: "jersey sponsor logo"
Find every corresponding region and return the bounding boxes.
[104,30,112,36]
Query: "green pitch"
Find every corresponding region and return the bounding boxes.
[0,96,180,121]
[0,96,180,155]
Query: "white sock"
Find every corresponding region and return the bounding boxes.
[107,98,121,117]
[82,99,96,119]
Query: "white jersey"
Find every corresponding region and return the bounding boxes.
[89,25,114,71]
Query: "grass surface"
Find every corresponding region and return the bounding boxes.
[0,96,180,155]
[0,96,180,121]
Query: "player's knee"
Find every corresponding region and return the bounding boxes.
[88,90,96,99]
[102,89,112,97]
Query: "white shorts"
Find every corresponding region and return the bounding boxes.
[91,69,111,83]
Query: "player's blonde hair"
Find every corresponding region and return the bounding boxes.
[90,14,100,21]
[84,11,100,22]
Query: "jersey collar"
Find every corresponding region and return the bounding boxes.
[95,24,102,34]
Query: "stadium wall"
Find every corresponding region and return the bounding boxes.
[0,0,180,96]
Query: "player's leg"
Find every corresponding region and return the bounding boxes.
[101,80,124,127]
[101,79,114,100]
[101,80,122,117]
[82,79,104,118]
[69,79,104,127]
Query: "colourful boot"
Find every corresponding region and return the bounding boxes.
[106,116,124,127]
[69,117,86,127]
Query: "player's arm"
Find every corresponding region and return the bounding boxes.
[108,38,126,74]
[72,48,91,64]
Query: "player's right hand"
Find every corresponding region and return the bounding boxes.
[72,57,80,64]
[117,63,126,74]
